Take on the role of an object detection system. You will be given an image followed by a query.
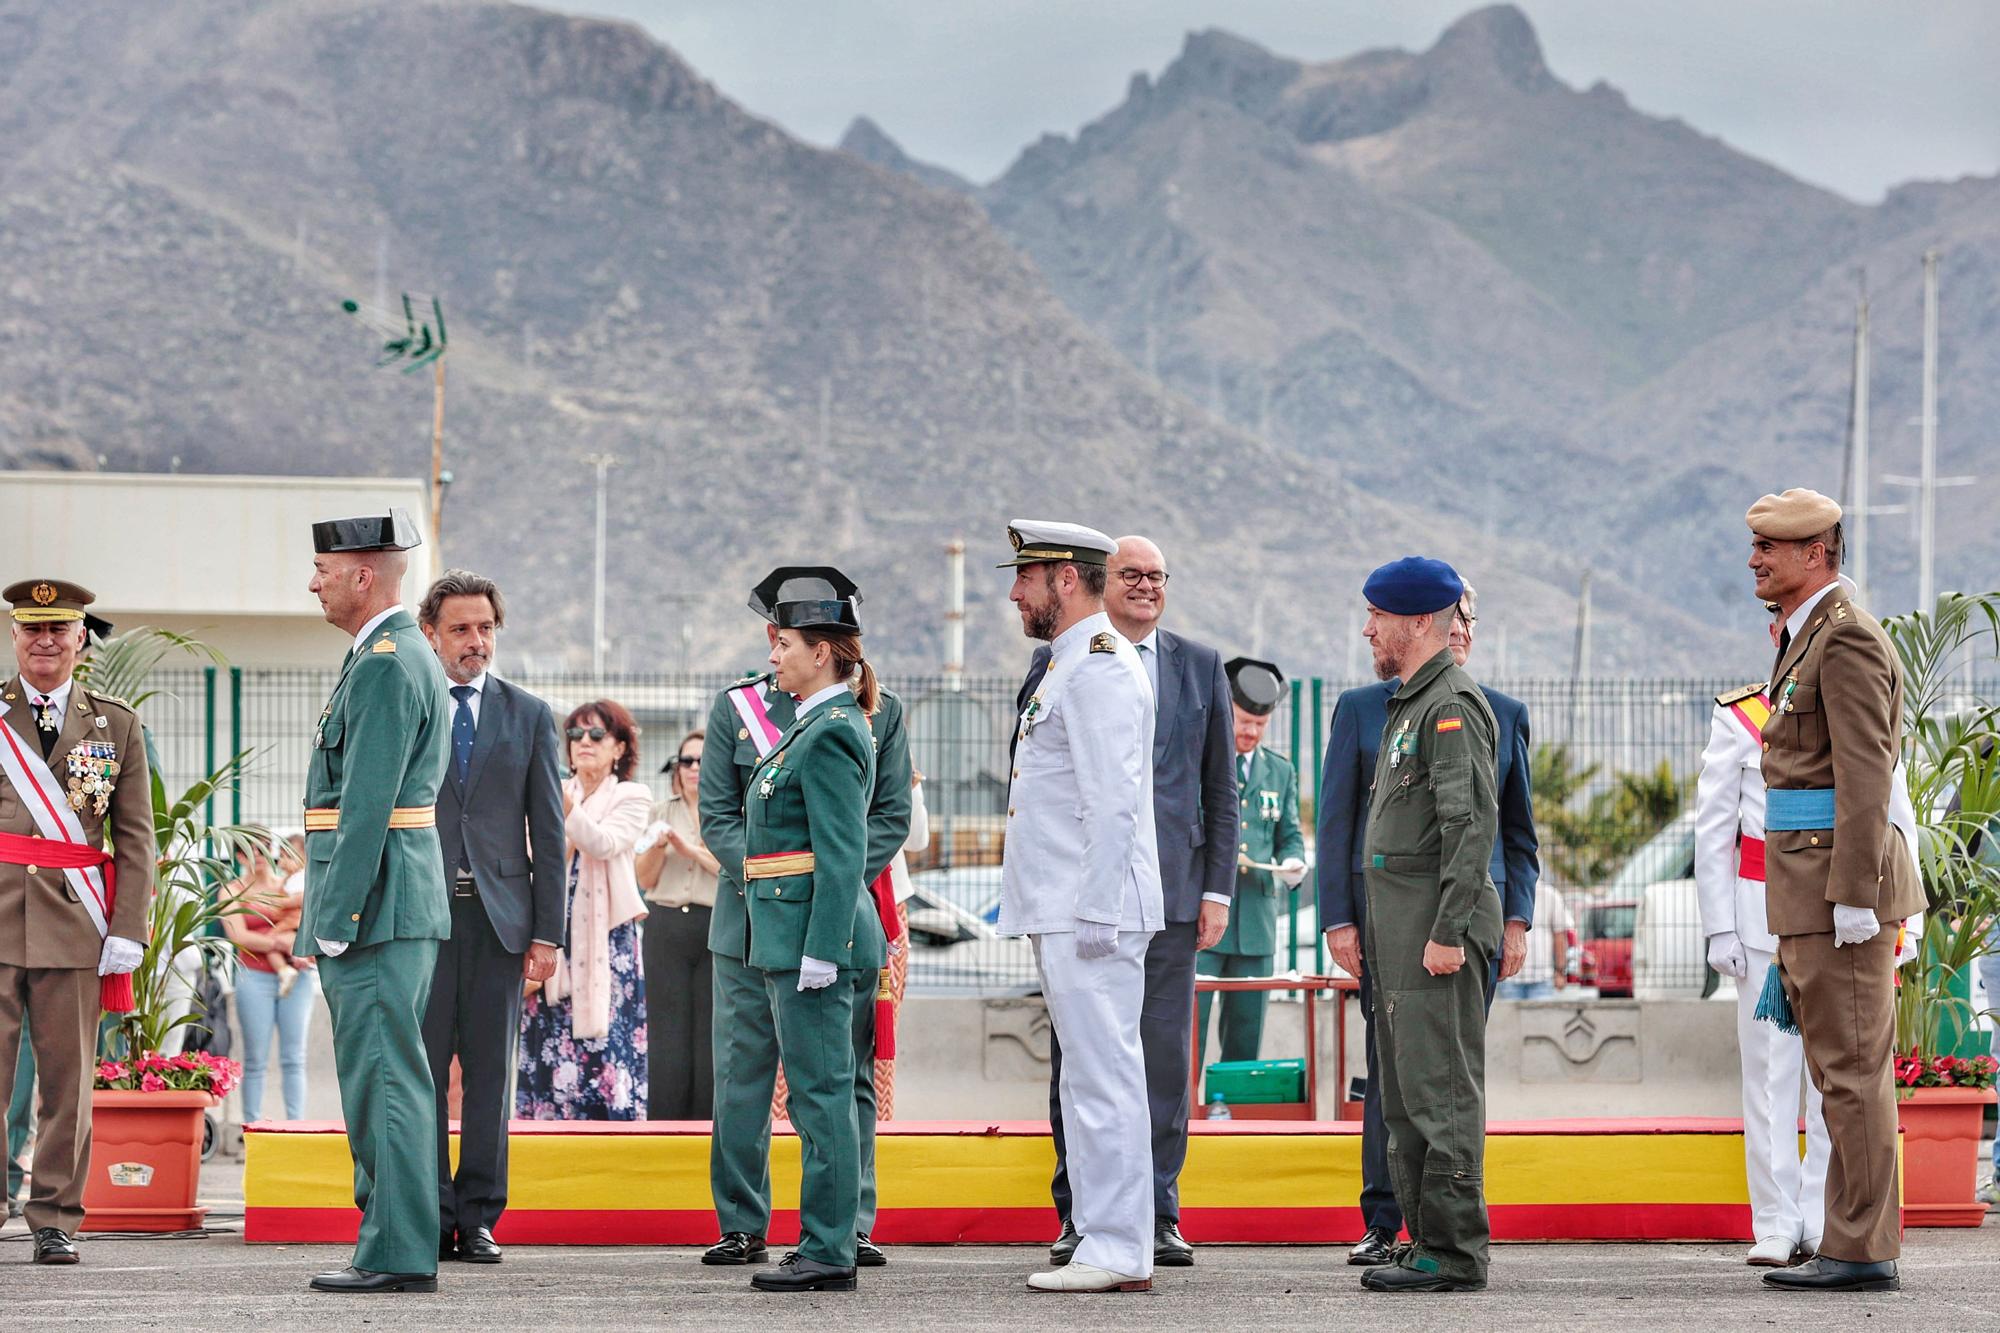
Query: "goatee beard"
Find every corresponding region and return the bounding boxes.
[1025,602,1060,641]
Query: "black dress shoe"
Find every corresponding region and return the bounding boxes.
[1154,1217,1194,1267]
[702,1232,769,1266]
[1763,1256,1900,1292]
[308,1266,438,1293]
[1361,1262,1484,1293]
[439,1230,458,1262]
[1048,1218,1080,1267]
[31,1228,79,1265]
[855,1233,887,1267]
[457,1226,502,1264]
[750,1253,857,1292]
[1348,1226,1398,1267]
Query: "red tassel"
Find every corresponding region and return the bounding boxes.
[874,982,896,1062]
[100,971,135,1014]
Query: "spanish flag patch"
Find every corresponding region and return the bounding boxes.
[1435,716,1463,733]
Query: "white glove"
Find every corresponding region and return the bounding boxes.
[317,938,349,957]
[887,938,905,959]
[1704,931,1747,978]
[98,936,144,976]
[1895,911,1925,966]
[1276,857,1309,888]
[797,956,838,991]
[1832,904,1881,948]
[1075,920,1118,960]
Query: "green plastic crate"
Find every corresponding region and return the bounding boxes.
[1203,1058,1306,1105]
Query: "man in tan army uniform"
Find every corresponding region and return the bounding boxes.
[0,579,153,1264]
[1746,490,1924,1294]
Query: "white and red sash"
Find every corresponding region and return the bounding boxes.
[729,681,784,758]
[0,701,114,939]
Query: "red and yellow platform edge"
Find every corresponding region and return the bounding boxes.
[242,1116,1871,1245]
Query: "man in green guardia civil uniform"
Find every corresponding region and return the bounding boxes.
[699,568,910,1272]
[1196,658,1307,1070]
[1355,556,1501,1295]
[297,510,452,1295]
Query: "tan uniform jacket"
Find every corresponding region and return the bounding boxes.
[0,675,154,968]
[1760,587,1925,936]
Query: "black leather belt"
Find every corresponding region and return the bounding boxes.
[452,875,478,898]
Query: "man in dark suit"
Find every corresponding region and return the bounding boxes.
[1022,535,1238,1268]
[417,571,566,1265]
[1317,579,1537,1265]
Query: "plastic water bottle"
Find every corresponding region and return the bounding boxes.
[1206,1092,1231,1121]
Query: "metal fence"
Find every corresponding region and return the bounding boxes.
[137,668,1961,1000]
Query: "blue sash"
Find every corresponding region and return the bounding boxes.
[1765,787,1836,831]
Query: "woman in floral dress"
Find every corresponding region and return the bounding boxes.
[517,699,653,1120]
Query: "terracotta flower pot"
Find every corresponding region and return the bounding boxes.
[80,1089,213,1233]
[1897,1085,1996,1228]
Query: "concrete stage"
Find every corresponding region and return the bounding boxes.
[245,1116,1813,1245]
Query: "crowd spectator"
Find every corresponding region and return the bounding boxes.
[636,730,720,1119]
[222,834,316,1120]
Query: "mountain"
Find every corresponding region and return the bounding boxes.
[838,116,975,197]
[0,0,1701,673]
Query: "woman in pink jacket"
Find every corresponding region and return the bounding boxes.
[517,699,653,1119]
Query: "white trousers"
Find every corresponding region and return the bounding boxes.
[1736,944,1830,1244]
[1033,930,1154,1279]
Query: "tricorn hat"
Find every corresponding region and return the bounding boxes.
[749,566,863,632]
[1225,657,1286,716]
[312,509,424,554]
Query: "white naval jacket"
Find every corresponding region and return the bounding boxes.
[999,611,1165,937]
[1694,690,1922,954]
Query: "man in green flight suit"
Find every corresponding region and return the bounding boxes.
[298,510,452,1295]
[1196,658,1307,1071]
[698,568,911,1270]
[1354,556,1502,1295]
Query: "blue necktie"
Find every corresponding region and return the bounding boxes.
[451,685,476,784]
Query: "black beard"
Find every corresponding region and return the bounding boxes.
[1024,600,1060,641]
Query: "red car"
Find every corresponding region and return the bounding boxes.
[1579,898,1639,997]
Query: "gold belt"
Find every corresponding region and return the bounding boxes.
[303,805,436,832]
[743,851,815,880]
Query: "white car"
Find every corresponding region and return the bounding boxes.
[1618,813,1723,1000]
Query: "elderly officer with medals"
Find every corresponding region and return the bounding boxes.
[0,579,152,1265]
[297,511,453,1294]
[1195,658,1306,1070]
[736,574,886,1293]
[1355,556,1501,1294]
[999,519,1164,1294]
[697,569,910,1276]
[1744,490,1925,1294]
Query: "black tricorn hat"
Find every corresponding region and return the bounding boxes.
[83,612,116,644]
[749,566,862,632]
[1225,656,1286,716]
[312,509,424,554]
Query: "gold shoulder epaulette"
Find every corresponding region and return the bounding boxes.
[829,706,848,720]
[371,638,397,654]
[1714,681,1766,707]
[1089,632,1116,654]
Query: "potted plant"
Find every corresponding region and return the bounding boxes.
[71,629,267,1233]
[1884,591,2000,1227]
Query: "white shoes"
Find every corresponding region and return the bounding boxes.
[1027,1261,1151,1293]
[1747,1235,1797,1267]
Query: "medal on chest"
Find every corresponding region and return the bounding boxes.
[36,700,60,733]
[1259,790,1280,821]
[758,752,785,800]
[315,704,332,747]
[1388,719,1415,769]
[1779,673,1799,714]
[65,740,120,815]
[1019,694,1044,737]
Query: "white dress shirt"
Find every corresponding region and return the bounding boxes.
[25,676,72,723]
[450,669,488,725]
[1782,582,1838,647]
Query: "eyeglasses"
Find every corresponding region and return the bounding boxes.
[676,755,702,768]
[1114,570,1170,589]
[1455,612,1478,628]
[566,726,609,742]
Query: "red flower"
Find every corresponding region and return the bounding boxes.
[139,1072,167,1093]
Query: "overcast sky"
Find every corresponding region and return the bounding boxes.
[545,0,1997,202]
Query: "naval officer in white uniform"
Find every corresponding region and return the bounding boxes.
[1695,583,1921,1268]
[997,519,1164,1294]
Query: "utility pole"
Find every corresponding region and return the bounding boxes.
[944,538,965,690]
[1918,248,1939,610]
[583,453,617,679]
[1850,278,1870,604]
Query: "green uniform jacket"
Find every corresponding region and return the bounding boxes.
[742,687,884,972]
[1364,649,1502,954]
[297,610,452,954]
[700,674,911,962]
[1214,746,1304,958]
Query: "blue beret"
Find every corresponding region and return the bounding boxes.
[1363,556,1464,616]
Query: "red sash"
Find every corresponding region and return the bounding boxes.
[1737,835,1766,883]
[871,868,900,1060]
[0,830,132,1011]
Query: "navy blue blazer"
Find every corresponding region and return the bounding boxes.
[1313,679,1539,931]
[1017,627,1238,922]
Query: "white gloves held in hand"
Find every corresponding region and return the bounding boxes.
[1074,920,1118,960]
[1705,931,1747,979]
[317,938,348,957]
[1896,911,1925,966]
[98,936,144,976]
[797,956,838,990]
[1832,904,1881,948]
[1275,857,1309,888]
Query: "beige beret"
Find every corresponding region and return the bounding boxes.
[1746,488,1842,540]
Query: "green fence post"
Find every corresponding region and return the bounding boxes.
[1287,679,1303,977]
[229,666,243,827]
[1311,676,1325,978]
[203,666,217,833]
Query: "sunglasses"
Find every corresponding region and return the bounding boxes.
[566,726,609,742]
[676,755,702,767]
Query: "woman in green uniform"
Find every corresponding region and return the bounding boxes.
[741,583,884,1293]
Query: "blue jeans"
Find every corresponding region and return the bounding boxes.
[237,964,316,1121]
[1980,944,2000,1174]
[1495,978,1557,1001]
